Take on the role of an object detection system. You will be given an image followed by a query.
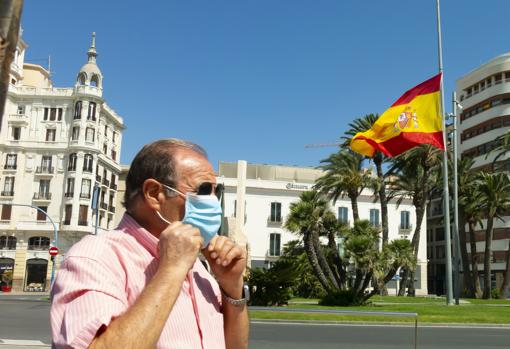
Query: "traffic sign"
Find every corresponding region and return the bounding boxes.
[49,246,59,256]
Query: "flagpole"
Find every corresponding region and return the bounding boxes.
[452,91,462,305]
[436,0,454,306]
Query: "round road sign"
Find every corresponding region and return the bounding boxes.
[49,246,59,256]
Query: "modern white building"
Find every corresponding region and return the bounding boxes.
[0,33,124,292]
[453,53,510,292]
[217,161,428,295]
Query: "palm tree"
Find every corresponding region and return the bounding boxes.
[455,157,483,297]
[489,130,510,171]
[314,149,373,221]
[475,172,510,299]
[387,145,442,295]
[343,114,391,245]
[285,191,343,293]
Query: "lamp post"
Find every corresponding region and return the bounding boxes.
[0,202,58,287]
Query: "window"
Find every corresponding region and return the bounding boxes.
[43,108,49,120]
[83,154,93,172]
[270,202,282,222]
[111,173,116,187]
[64,205,72,225]
[104,124,108,137]
[65,178,75,196]
[58,108,63,121]
[68,153,77,171]
[28,236,50,250]
[85,127,95,142]
[103,143,107,154]
[369,208,380,226]
[269,233,281,257]
[0,236,16,250]
[41,156,52,172]
[17,105,25,115]
[46,129,56,142]
[79,205,88,226]
[1,205,12,220]
[338,207,349,224]
[71,126,80,141]
[87,102,96,120]
[74,101,82,119]
[12,127,20,140]
[435,228,445,241]
[3,177,15,195]
[81,179,91,199]
[400,211,411,230]
[49,108,57,121]
[38,180,50,198]
[111,149,117,161]
[36,206,48,221]
[112,131,116,143]
[5,154,17,169]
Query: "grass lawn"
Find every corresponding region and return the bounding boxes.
[251,296,510,324]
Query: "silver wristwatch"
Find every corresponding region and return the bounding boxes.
[221,284,250,306]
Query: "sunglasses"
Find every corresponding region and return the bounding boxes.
[162,181,224,200]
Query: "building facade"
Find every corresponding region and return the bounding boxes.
[217,161,428,295]
[455,54,510,293]
[0,33,124,292]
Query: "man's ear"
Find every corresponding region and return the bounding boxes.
[142,179,166,210]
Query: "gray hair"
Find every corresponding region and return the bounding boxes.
[123,138,207,211]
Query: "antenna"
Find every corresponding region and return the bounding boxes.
[48,55,51,76]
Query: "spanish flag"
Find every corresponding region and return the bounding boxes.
[350,73,444,157]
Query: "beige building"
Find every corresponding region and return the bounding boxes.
[0,33,124,292]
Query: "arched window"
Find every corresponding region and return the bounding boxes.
[83,154,93,173]
[68,153,77,171]
[77,73,86,86]
[74,101,82,119]
[87,102,96,121]
[0,236,16,250]
[90,75,99,87]
[28,236,50,250]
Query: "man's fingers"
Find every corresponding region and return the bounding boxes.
[220,246,244,267]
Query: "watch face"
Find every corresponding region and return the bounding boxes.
[243,284,250,301]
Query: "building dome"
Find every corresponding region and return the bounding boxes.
[76,32,102,88]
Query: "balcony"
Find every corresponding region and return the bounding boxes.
[399,225,413,235]
[78,220,88,226]
[267,216,282,226]
[35,166,54,175]
[1,191,14,197]
[33,192,52,201]
[102,178,110,187]
[8,114,29,126]
[64,192,74,198]
[3,164,17,170]
[96,175,102,182]
[100,202,108,210]
[108,206,116,213]
[110,183,117,190]
[80,193,91,199]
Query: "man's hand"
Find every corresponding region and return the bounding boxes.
[203,236,247,298]
[158,222,204,274]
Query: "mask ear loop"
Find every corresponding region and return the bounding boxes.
[155,210,173,225]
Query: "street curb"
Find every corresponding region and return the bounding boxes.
[249,318,510,329]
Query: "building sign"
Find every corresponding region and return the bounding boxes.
[286,183,309,190]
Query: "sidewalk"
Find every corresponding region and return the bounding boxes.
[0,292,49,302]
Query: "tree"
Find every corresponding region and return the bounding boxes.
[455,157,483,298]
[475,172,510,298]
[285,190,415,305]
[387,145,442,296]
[342,114,391,245]
[314,149,373,221]
[489,130,510,171]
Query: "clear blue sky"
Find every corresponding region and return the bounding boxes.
[20,1,510,169]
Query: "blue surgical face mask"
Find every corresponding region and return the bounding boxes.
[155,184,223,246]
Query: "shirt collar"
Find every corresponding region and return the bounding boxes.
[118,213,159,258]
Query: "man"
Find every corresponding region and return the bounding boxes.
[51,139,249,349]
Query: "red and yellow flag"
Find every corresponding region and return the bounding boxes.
[350,73,444,157]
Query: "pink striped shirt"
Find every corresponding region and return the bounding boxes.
[50,214,225,349]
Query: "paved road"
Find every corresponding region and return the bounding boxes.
[1,300,509,348]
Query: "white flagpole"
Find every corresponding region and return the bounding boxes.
[436,0,454,305]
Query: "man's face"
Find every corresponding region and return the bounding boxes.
[159,148,217,223]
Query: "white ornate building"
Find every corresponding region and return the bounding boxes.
[0,33,124,292]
